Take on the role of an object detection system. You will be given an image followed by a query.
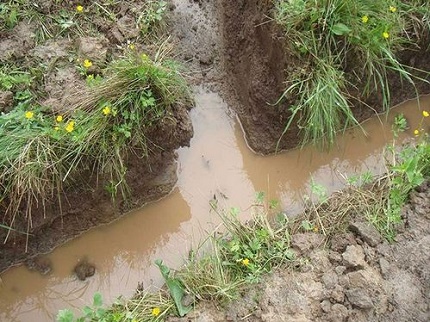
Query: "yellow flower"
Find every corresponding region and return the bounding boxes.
[414,129,420,136]
[76,5,84,12]
[389,6,397,13]
[102,106,111,115]
[65,121,75,133]
[128,43,135,50]
[25,111,34,119]
[56,115,63,122]
[54,126,60,131]
[361,15,369,23]
[241,258,250,266]
[423,110,429,117]
[151,307,161,317]
[83,59,93,68]
[382,32,389,39]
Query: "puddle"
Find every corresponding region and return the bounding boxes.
[1,88,429,321]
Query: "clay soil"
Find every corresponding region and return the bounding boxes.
[1,0,430,320]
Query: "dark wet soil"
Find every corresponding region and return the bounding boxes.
[220,0,430,154]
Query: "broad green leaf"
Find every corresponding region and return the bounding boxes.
[155,260,192,317]
[56,309,74,322]
[331,23,351,36]
[93,292,103,307]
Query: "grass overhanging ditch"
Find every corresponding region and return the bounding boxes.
[0,47,192,248]
[273,0,430,148]
[57,111,430,321]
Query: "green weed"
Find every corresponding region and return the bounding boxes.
[273,0,429,148]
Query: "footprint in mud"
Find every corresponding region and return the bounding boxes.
[25,256,52,276]
[74,258,96,281]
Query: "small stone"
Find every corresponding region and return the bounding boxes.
[330,285,345,303]
[320,299,331,313]
[345,288,373,309]
[342,245,366,268]
[330,232,357,252]
[291,233,325,254]
[335,266,346,275]
[322,270,338,289]
[379,257,390,278]
[330,304,348,322]
[349,222,382,247]
[74,259,96,281]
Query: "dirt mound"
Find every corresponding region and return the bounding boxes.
[169,181,430,322]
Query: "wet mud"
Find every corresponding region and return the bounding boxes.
[1,0,430,321]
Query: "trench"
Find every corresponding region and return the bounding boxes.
[0,86,429,321]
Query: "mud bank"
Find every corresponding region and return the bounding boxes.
[0,1,196,272]
[220,0,430,154]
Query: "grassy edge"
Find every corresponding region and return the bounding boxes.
[57,124,430,321]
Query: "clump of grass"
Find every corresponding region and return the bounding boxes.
[57,196,297,321]
[0,46,192,247]
[296,110,430,241]
[273,0,429,148]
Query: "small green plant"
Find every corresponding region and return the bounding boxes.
[57,293,107,322]
[138,0,168,35]
[0,2,18,29]
[366,109,430,240]
[392,113,408,136]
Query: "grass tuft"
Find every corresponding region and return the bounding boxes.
[273,0,430,148]
[0,46,192,246]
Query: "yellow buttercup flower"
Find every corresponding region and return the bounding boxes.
[83,59,93,68]
[241,258,250,266]
[389,6,397,13]
[382,32,389,39]
[65,121,75,133]
[361,15,369,23]
[128,43,135,50]
[54,126,60,131]
[102,106,111,116]
[25,111,34,119]
[423,110,429,117]
[414,129,420,136]
[151,307,161,317]
[56,115,63,122]
[76,5,84,13]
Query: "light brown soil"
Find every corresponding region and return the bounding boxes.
[168,181,430,322]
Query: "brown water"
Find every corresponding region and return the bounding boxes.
[1,87,429,321]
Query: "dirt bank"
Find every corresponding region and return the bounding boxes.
[0,1,196,273]
[168,180,430,322]
[220,0,430,154]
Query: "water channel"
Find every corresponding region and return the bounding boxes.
[0,87,429,321]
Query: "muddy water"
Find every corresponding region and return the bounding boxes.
[1,88,429,321]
